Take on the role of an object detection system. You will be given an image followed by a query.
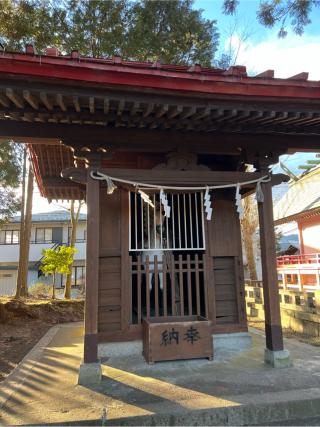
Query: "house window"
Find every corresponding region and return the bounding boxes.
[0,230,20,244]
[71,266,85,286]
[36,228,52,243]
[68,227,86,243]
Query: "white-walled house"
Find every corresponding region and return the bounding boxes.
[274,166,320,290]
[0,211,86,295]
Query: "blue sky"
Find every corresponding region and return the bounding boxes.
[194,1,320,79]
[194,0,320,45]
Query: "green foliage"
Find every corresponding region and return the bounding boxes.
[125,0,218,66]
[0,141,22,227]
[0,0,67,52]
[28,282,52,299]
[40,245,77,277]
[0,0,219,66]
[223,0,320,36]
[64,0,130,58]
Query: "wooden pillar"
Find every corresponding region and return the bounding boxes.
[258,179,284,352]
[84,171,100,363]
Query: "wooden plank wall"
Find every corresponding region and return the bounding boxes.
[97,186,247,342]
[207,191,247,331]
[98,188,123,335]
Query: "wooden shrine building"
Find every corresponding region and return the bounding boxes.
[1,46,320,375]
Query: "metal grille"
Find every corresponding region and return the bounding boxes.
[130,253,208,323]
[129,192,205,251]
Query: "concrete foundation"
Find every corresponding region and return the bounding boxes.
[264,348,291,368]
[3,323,320,426]
[98,332,252,362]
[78,361,102,386]
[213,332,252,356]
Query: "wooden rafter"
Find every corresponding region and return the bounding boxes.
[23,90,39,109]
[40,92,53,110]
[6,88,24,108]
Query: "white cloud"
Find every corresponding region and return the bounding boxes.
[226,31,320,80]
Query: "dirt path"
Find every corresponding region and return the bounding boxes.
[0,298,84,381]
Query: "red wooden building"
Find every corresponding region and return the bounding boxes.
[275,166,320,291]
[1,46,320,379]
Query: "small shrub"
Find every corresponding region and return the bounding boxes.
[28,282,52,299]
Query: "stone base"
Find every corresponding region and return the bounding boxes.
[213,332,252,358]
[78,361,102,386]
[264,348,291,368]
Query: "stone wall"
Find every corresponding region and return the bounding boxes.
[245,285,320,337]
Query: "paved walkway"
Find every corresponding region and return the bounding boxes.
[1,323,320,425]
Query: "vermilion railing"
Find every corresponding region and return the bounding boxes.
[277,253,320,267]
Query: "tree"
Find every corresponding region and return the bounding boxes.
[64,200,84,299]
[223,0,320,37]
[241,194,259,282]
[0,0,220,66]
[40,245,77,299]
[215,18,255,68]
[15,158,34,298]
[125,0,219,66]
[0,141,22,227]
[0,0,67,53]
[64,0,130,58]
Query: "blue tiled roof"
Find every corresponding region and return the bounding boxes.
[12,210,87,223]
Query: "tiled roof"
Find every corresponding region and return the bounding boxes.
[1,48,319,97]
[274,166,320,224]
[11,210,87,223]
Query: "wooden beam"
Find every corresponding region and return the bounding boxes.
[91,168,287,188]
[288,72,309,81]
[117,99,125,116]
[103,98,110,114]
[62,167,287,195]
[211,109,238,127]
[193,106,211,121]
[73,96,81,112]
[6,88,24,108]
[61,167,87,184]
[0,92,9,107]
[89,96,95,114]
[23,90,39,109]
[180,106,196,119]
[22,113,33,122]
[167,105,183,119]
[42,177,85,188]
[0,121,319,153]
[255,70,274,78]
[84,170,100,363]
[155,104,169,118]
[57,94,67,111]
[143,102,154,118]
[258,178,284,351]
[130,101,139,116]
[2,79,320,116]
[40,92,53,110]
